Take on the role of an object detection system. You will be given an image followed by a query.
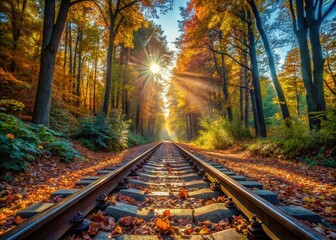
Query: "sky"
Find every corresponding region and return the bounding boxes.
[156,1,189,53]
[150,1,189,118]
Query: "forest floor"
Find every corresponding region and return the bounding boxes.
[181,143,336,238]
[0,141,157,235]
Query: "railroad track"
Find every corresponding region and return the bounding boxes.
[0,142,326,240]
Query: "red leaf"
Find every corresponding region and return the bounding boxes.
[180,188,188,199]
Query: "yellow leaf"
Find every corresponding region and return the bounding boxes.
[199,227,210,235]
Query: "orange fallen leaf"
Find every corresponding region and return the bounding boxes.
[184,228,194,235]
[199,227,210,235]
[180,188,188,199]
[111,226,123,235]
[119,216,132,226]
[90,210,106,222]
[156,218,170,231]
[14,216,24,224]
[144,188,152,194]
[163,209,170,217]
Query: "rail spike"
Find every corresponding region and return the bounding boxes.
[96,193,109,210]
[70,212,90,234]
[247,214,269,240]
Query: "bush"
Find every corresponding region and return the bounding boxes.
[194,115,250,149]
[0,100,25,114]
[248,111,336,167]
[49,106,78,134]
[128,132,152,147]
[72,111,130,152]
[0,113,81,172]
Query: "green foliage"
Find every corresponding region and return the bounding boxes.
[262,83,280,125]
[0,113,81,172]
[49,106,78,134]
[73,112,130,152]
[195,115,251,149]
[249,111,336,167]
[0,100,25,113]
[128,132,152,147]
[45,139,82,163]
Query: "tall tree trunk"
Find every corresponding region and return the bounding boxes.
[294,77,300,117]
[221,53,233,121]
[247,12,266,137]
[63,22,68,73]
[122,47,130,117]
[68,22,73,96]
[32,0,71,125]
[93,43,98,115]
[309,24,326,115]
[243,47,250,128]
[248,0,291,122]
[103,28,115,114]
[9,0,27,72]
[212,51,233,121]
[250,89,260,136]
[76,29,83,107]
[289,0,318,129]
[239,67,244,123]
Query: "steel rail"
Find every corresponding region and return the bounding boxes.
[174,143,326,240]
[1,142,162,240]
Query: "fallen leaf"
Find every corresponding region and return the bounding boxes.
[144,189,152,194]
[14,216,24,224]
[199,227,210,235]
[111,226,123,236]
[184,228,193,235]
[163,209,170,217]
[180,188,188,199]
[156,218,170,231]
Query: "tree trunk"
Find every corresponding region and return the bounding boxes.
[250,89,260,137]
[212,51,233,121]
[294,76,300,117]
[76,29,83,107]
[221,53,233,121]
[93,43,98,115]
[32,0,70,125]
[239,67,244,123]
[9,0,27,72]
[309,24,326,116]
[103,27,115,114]
[243,48,250,128]
[247,12,266,137]
[63,22,68,73]
[249,0,291,122]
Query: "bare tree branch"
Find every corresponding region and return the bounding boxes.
[92,0,110,29]
[207,44,252,72]
[288,0,298,34]
[321,0,336,22]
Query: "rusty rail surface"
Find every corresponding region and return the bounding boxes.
[174,143,326,240]
[1,142,162,240]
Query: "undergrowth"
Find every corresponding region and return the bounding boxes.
[194,115,251,149]
[128,132,153,147]
[0,113,81,172]
[72,111,130,152]
[248,111,336,167]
